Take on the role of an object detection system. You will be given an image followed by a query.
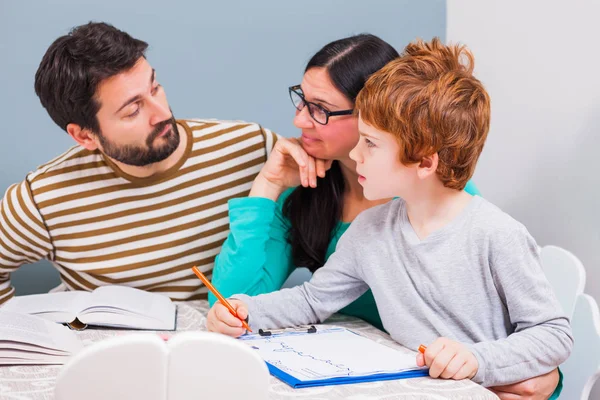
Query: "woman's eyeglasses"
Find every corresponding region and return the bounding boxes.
[289,85,354,125]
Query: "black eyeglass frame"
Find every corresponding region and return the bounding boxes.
[288,85,354,125]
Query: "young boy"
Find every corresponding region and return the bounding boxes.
[206,38,573,388]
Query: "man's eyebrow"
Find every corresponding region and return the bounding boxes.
[115,69,155,114]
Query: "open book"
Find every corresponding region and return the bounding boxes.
[2,286,176,330]
[0,310,83,365]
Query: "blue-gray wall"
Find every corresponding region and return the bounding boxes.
[0,0,446,295]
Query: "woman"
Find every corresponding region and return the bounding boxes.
[210,34,560,399]
[211,34,410,329]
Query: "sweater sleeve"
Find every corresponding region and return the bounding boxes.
[233,218,369,330]
[468,225,573,387]
[0,180,54,304]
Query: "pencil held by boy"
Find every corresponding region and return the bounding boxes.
[207,38,573,387]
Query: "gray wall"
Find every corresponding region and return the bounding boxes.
[0,0,446,295]
[447,2,600,396]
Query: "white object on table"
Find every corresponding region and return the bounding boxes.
[54,331,270,400]
[168,332,270,399]
[54,334,168,400]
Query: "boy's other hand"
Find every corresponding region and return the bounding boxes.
[416,337,479,381]
[206,299,249,337]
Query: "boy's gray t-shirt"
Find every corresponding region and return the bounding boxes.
[235,196,573,387]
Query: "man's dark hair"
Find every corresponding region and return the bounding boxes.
[34,22,148,133]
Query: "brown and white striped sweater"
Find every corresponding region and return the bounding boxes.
[0,119,277,304]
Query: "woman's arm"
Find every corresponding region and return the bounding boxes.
[209,190,296,306]
[210,137,330,305]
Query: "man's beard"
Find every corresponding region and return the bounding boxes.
[97,117,180,167]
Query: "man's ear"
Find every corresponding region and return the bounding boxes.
[66,123,99,151]
[417,152,439,180]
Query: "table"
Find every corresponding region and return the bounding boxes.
[0,301,499,399]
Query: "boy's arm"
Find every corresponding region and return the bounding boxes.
[0,181,54,304]
[233,222,369,330]
[468,225,573,387]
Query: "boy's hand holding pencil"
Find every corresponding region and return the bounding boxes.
[191,266,251,337]
[207,299,250,337]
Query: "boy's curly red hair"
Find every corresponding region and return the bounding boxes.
[355,37,490,190]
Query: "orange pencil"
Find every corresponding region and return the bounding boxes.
[191,266,252,333]
[418,344,427,354]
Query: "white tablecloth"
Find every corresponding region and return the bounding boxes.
[0,301,499,399]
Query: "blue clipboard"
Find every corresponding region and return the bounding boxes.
[239,326,429,389]
[266,363,429,388]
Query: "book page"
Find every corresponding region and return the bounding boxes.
[1,349,71,360]
[0,358,70,365]
[239,328,423,381]
[1,291,89,323]
[0,311,83,355]
[0,341,71,356]
[79,286,176,330]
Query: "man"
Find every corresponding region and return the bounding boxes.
[0,22,276,303]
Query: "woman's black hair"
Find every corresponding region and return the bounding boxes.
[284,34,399,272]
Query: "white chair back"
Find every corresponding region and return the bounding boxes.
[540,245,600,400]
[560,294,600,400]
[541,245,586,318]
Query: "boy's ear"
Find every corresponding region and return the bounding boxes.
[66,123,100,151]
[417,153,439,180]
